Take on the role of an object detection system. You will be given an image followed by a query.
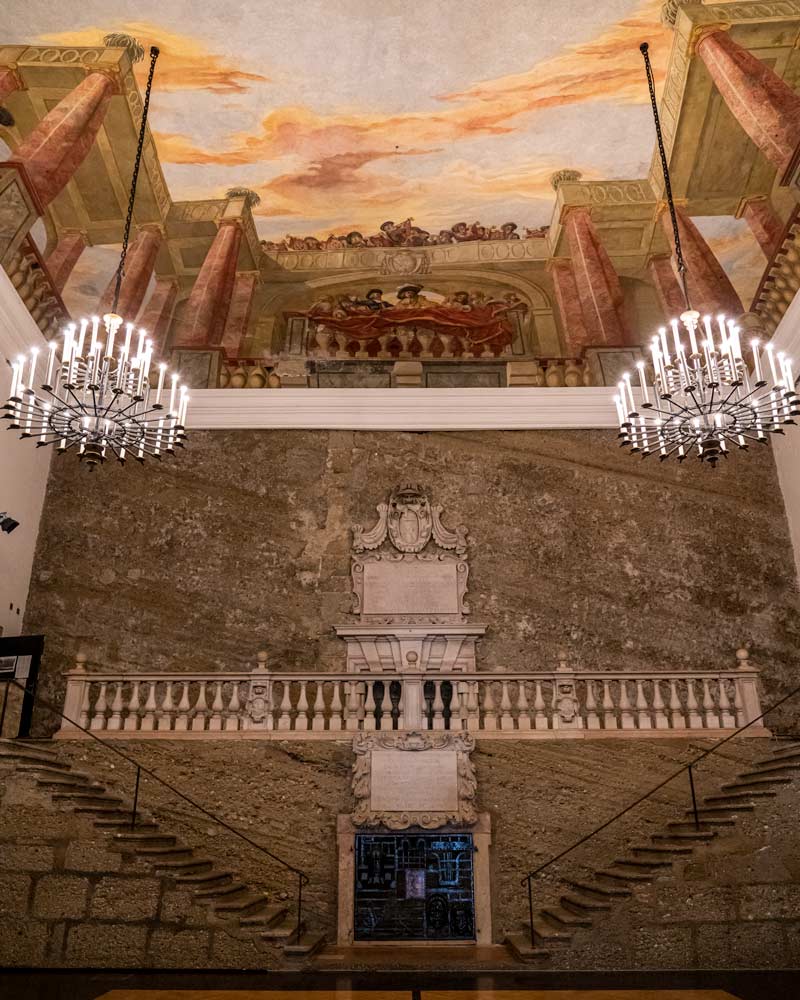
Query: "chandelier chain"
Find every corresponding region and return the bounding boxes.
[111,45,160,315]
[640,41,691,312]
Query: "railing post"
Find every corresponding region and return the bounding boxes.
[60,653,89,734]
[131,766,141,830]
[527,875,536,948]
[735,648,763,725]
[688,764,700,831]
[243,652,271,731]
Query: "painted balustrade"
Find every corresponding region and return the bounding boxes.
[57,650,766,740]
[753,207,800,334]
[3,236,70,339]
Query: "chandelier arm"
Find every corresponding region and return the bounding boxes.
[641,42,691,311]
[111,46,160,316]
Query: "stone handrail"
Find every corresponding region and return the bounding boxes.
[56,652,766,740]
[752,206,800,335]
[3,236,69,339]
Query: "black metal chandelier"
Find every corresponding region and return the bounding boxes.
[3,46,189,468]
[613,43,799,466]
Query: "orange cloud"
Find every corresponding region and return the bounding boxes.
[37,21,269,94]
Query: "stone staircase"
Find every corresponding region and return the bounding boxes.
[0,738,325,959]
[506,738,800,962]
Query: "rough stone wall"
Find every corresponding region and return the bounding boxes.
[22,430,800,731]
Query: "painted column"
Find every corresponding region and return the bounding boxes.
[174,220,242,348]
[97,225,163,318]
[0,68,20,104]
[563,206,629,345]
[8,72,115,207]
[138,277,179,356]
[696,29,800,175]
[648,254,688,318]
[738,196,784,258]
[662,206,742,316]
[548,258,591,355]
[44,230,87,293]
[220,271,258,357]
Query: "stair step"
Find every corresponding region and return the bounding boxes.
[560,892,612,913]
[631,844,693,856]
[261,919,303,941]
[214,892,271,916]
[652,831,716,842]
[668,819,734,831]
[239,903,289,928]
[73,805,133,815]
[114,833,177,846]
[130,844,192,857]
[174,870,233,887]
[613,857,673,869]
[769,743,800,758]
[153,857,213,873]
[744,762,800,776]
[0,739,60,758]
[704,791,776,805]
[52,793,123,805]
[504,932,551,963]
[36,777,97,790]
[566,880,631,899]
[6,758,71,771]
[195,881,248,899]
[598,868,654,883]
[93,817,157,830]
[283,931,326,958]
[722,778,791,791]
[685,806,754,817]
[541,905,592,928]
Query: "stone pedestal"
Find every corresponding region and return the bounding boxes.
[391,360,423,387]
[170,346,225,389]
[584,346,645,387]
[506,361,545,387]
[273,358,309,387]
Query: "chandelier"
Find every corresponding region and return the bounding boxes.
[613,44,799,466]
[3,46,189,469]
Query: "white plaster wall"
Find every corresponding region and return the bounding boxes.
[768,292,800,587]
[0,267,51,637]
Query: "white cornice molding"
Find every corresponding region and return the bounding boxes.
[186,386,617,431]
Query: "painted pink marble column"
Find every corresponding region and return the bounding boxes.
[549,258,592,355]
[563,207,629,345]
[174,220,242,347]
[9,72,115,207]
[44,231,87,293]
[0,68,20,103]
[97,226,163,318]
[648,254,688,319]
[220,272,258,357]
[739,197,784,258]
[697,29,800,175]
[139,277,179,357]
[662,206,743,317]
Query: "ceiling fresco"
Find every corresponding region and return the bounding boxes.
[6,0,766,305]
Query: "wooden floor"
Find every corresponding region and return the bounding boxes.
[97,990,743,1000]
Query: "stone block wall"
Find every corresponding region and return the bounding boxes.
[22,429,800,732]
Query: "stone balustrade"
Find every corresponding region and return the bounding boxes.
[752,207,800,334]
[56,652,766,740]
[4,236,69,338]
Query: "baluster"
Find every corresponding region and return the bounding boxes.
[685,678,703,729]
[158,681,175,732]
[718,677,736,729]
[296,680,309,731]
[78,680,92,730]
[619,680,635,729]
[585,680,600,730]
[173,681,190,732]
[635,679,652,729]
[668,678,683,729]
[209,681,225,731]
[602,679,617,730]
[312,682,326,731]
[139,681,157,731]
[90,682,109,731]
[481,682,498,731]
[702,678,720,728]
[345,681,361,731]
[329,682,344,731]
[652,679,669,729]
[465,681,479,732]
[533,680,548,730]
[105,682,123,731]
[499,681,514,731]
[225,682,241,732]
[122,681,141,731]
[516,680,531,731]
[277,680,293,732]
[396,681,405,730]
[362,680,377,731]
[431,681,445,730]
[189,681,207,732]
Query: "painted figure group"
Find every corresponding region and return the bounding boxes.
[306,285,527,320]
[261,218,549,252]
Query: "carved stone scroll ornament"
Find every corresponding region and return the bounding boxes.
[352,485,466,557]
[350,730,478,829]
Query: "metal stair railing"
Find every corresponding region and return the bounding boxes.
[519,681,800,949]
[2,678,311,941]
